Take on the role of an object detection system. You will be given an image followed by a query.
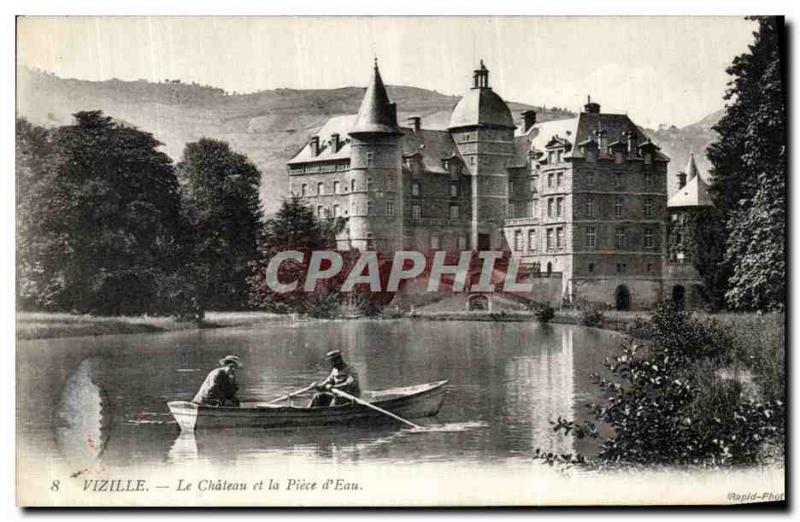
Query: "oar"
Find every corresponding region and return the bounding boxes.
[266,383,316,404]
[330,388,421,429]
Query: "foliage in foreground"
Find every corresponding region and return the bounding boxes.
[545,303,784,467]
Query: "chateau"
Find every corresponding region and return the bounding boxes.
[287,60,707,310]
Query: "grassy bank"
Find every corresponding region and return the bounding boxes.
[16,311,293,340]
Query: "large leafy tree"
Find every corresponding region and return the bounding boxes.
[177,139,263,310]
[16,111,192,315]
[706,17,786,311]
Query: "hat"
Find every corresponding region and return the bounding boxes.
[325,350,343,361]
[219,355,243,368]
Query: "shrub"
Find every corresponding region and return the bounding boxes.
[579,305,605,328]
[546,302,785,466]
[533,303,555,324]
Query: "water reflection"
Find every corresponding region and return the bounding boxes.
[17,320,620,470]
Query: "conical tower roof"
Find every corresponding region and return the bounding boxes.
[349,60,400,136]
[685,152,700,181]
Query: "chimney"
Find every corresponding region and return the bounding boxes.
[521,110,537,132]
[330,133,340,153]
[596,129,607,154]
[678,172,687,189]
[310,136,320,156]
[626,130,638,155]
[407,116,421,133]
[584,95,601,114]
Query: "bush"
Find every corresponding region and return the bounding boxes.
[579,305,605,327]
[546,302,784,467]
[533,303,555,324]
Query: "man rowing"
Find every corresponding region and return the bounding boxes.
[308,350,361,408]
[192,355,242,407]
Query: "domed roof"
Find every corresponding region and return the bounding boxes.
[448,62,514,130]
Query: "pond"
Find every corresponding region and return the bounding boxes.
[17,319,622,472]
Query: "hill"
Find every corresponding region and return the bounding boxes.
[16,67,719,212]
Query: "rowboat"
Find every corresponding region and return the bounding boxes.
[167,380,448,431]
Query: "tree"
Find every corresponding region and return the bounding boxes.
[248,196,345,314]
[16,111,193,315]
[706,17,786,311]
[176,139,263,310]
[15,118,63,309]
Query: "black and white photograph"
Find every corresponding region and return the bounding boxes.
[12,14,787,507]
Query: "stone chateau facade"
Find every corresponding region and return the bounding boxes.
[287,60,707,310]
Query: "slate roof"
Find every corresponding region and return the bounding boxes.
[448,87,515,130]
[667,174,713,208]
[287,114,355,165]
[350,63,401,135]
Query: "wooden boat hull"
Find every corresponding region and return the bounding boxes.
[167,380,448,431]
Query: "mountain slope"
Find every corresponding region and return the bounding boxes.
[17,67,719,212]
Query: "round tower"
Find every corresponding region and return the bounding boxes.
[448,60,516,250]
[347,60,403,252]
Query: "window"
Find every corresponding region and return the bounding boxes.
[644,170,653,186]
[531,199,539,218]
[366,233,374,250]
[366,151,375,165]
[556,227,564,250]
[548,151,555,164]
[528,230,536,251]
[449,204,459,219]
[470,156,476,165]
[586,170,595,186]
[614,196,624,217]
[367,177,373,192]
[507,202,515,218]
[644,152,653,165]
[616,263,627,273]
[644,198,654,217]
[367,201,374,215]
[412,204,422,219]
[514,230,523,251]
[411,182,420,197]
[615,227,626,249]
[644,228,655,249]
[509,181,516,194]
[546,229,554,251]
[615,151,625,164]
[586,225,597,248]
[588,262,596,273]
[385,176,394,190]
[586,197,596,218]
[450,183,458,197]
[547,198,554,218]
[530,176,538,193]
[457,236,467,250]
[317,182,325,195]
[547,173,554,187]
[430,235,441,250]
[317,205,324,217]
[614,172,624,188]
[332,204,340,217]
[557,150,563,163]
[386,201,394,216]
[301,183,308,196]
[647,263,654,273]
[556,197,563,217]
[556,172,563,186]
[333,181,341,194]
[351,178,356,192]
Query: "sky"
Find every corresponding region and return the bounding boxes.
[17,16,756,127]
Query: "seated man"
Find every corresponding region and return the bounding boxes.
[308,350,360,408]
[192,355,242,407]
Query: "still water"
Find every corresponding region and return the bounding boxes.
[17,319,621,472]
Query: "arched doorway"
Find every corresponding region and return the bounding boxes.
[614,285,631,311]
[468,294,489,311]
[672,285,686,310]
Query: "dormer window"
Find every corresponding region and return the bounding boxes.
[644,152,653,165]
